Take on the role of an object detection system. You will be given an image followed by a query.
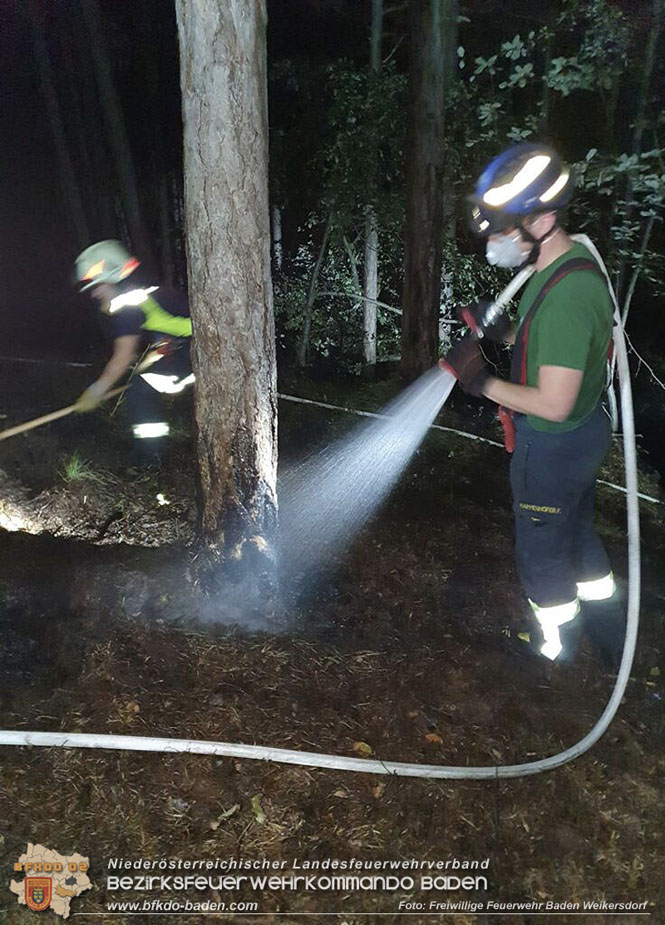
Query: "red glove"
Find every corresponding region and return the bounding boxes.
[457,300,512,343]
[440,334,490,396]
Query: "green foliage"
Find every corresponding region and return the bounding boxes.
[270,0,664,371]
[452,0,663,309]
[573,147,665,293]
[274,228,400,374]
[320,60,406,231]
[545,0,629,96]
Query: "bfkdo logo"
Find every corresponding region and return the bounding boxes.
[10,844,92,918]
[26,877,52,912]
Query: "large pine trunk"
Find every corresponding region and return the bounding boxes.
[400,0,450,381]
[176,0,278,587]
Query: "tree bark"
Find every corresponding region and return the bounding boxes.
[26,1,89,249]
[401,0,454,380]
[79,0,154,268]
[271,205,283,272]
[176,0,277,589]
[363,211,378,368]
[362,0,383,375]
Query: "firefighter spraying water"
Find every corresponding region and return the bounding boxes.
[441,142,628,670]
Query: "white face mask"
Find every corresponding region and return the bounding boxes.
[486,231,528,268]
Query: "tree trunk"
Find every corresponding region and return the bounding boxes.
[176,0,277,589]
[363,211,378,368]
[271,205,283,272]
[26,1,89,249]
[439,0,459,342]
[79,0,154,268]
[297,213,333,367]
[362,0,383,376]
[401,0,453,380]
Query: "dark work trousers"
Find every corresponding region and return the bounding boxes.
[124,343,192,464]
[509,403,612,608]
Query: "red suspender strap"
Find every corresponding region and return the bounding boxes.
[498,257,604,453]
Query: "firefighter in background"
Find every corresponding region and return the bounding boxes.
[444,143,625,669]
[74,240,193,466]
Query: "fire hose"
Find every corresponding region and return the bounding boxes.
[0,237,640,778]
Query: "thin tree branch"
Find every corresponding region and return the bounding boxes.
[624,330,665,391]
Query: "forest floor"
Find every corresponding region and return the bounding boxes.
[0,359,664,924]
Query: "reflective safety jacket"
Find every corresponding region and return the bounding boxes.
[108,286,192,341]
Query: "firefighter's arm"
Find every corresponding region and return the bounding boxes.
[75,335,141,412]
[96,335,141,391]
[483,365,583,423]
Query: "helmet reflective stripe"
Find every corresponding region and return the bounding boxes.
[133,422,170,439]
[108,287,159,313]
[529,598,579,661]
[540,168,570,204]
[482,155,551,206]
[81,259,106,281]
[468,143,574,236]
[140,372,195,394]
[75,240,140,290]
[577,572,616,602]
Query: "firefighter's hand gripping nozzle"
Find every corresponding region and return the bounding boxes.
[458,300,512,343]
[438,299,509,395]
[439,334,490,397]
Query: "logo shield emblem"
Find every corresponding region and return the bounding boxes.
[26,877,52,911]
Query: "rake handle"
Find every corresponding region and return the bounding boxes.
[0,386,127,442]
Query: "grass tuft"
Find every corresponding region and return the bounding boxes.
[59,452,103,484]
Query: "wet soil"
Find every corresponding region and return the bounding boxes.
[0,361,664,924]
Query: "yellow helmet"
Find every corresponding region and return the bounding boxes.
[75,240,140,291]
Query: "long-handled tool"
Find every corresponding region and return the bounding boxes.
[0,386,127,442]
[0,346,169,443]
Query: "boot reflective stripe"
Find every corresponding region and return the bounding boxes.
[140,372,195,394]
[529,598,580,661]
[133,422,170,439]
[577,572,616,602]
[109,287,158,313]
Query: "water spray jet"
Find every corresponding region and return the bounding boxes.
[278,365,456,591]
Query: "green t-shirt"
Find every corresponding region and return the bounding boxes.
[514,242,613,433]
